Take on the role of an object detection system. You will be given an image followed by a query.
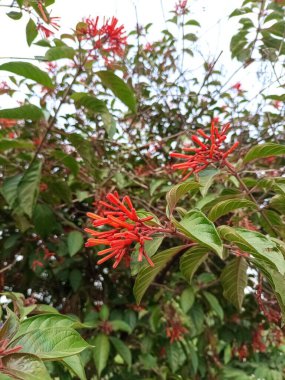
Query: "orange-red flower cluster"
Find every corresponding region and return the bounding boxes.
[170,118,239,181]
[85,192,155,268]
[79,16,127,56]
[37,2,60,39]
[166,321,188,343]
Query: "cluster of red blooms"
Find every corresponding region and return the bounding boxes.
[170,118,239,181]
[252,324,267,353]
[175,0,189,15]
[85,192,156,268]
[79,16,127,57]
[37,1,60,38]
[256,279,281,324]
[31,248,54,271]
[232,344,249,361]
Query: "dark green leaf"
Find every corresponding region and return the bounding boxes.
[6,11,22,20]
[67,231,84,257]
[96,71,137,113]
[0,105,44,121]
[93,334,110,377]
[0,62,54,88]
[110,337,132,366]
[26,18,38,46]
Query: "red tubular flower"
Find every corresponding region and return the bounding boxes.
[170,118,239,181]
[232,82,242,92]
[37,23,54,38]
[85,192,156,268]
[166,321,187,344]
[80,16,127,57]
[175,0,189,15]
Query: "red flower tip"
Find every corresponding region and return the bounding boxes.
[85,192,156,268]
[170,118,239,180]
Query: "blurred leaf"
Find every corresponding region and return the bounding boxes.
[0,62,54,88]
[32,204,58,238]
[67,231,84,257]
[110,337,132,366]
[93,334,110,377]
[0,105,44,121]
[96,71,137,113]
[6,11,22,20]
[203,291,224,320]
[180,246,209,283]
[172,210,223,258]
[45,46,75,61]
[180,287,195,313]
[134,246,185,304]
[110,320,131,334]
[0,139,34,152]
[69,269,82,292]
[26,18,38,46]
[220,257,248,311]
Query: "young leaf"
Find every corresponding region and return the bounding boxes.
[96,71,137,113]
[243,143,285,163]
[180,246,209,283]
[67,231,84,256]
[134,246,185,304]
[93,334,110,377]
[166,181,200,216]
[208,199,257,222]
[180,287,195,313]
[220,257,248,311]
[0,62,54,88]
[173,210,223,258]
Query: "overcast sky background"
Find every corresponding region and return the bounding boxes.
[0,0,281,102]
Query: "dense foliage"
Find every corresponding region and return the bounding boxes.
[1,0,285,379]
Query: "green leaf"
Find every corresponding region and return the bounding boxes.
[203,291,224,320]
[110,320,132,334]
[133,246,185,304]
[166,181,200,216]
[243,143,285,163]
[0,62,53,88]
[45,46,76,61]
[1,353,52,380]
[180,287,195,313]
[208,199,257,221]
[172,210,223,258]
[198,169,219,197]
[71,92,116,138]
[69,269,82,292]
[15,314,76,338]
[67,231,84,256]
[52,150,79,176]
[110,337,132,366]
[0,139,34,152]
[96,70,137,113]
[26,18,38,46]
[166,342,186,373]
[10,327,89,359]
[17,161,42,218]
[0,105,44,121]
[93,334,110,377]
[219,226,285,274]
[32,204,58,238]
[62,355,87,380]
[220,257,248,311]
[6,11,22,20]
[0,174,22,209]
[180,246,209,283]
